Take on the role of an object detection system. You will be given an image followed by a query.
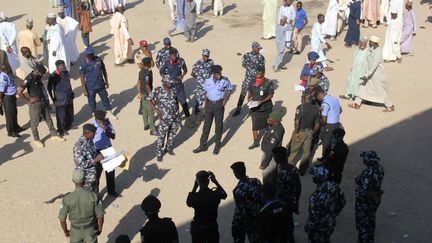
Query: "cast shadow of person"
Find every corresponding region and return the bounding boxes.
[106,187,160,242]
[110,85,137,116]
[301,34,311,53]
[0,134,33,166]
[195,20,213,40]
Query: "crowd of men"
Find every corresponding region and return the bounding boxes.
[0,0,426,242]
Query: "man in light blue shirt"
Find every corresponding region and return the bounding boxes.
[315,89,342,160]
[0,65,21,137]
[193,65,232,155]
[93,110,117,197]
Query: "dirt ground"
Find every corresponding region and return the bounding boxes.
[0,0,431,242]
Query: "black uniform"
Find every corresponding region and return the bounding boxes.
[140,217,179,243]
[260,123,285,169]
[187,187,228,243]
[258,199,294,243]
[325,140,349,184]
[248,78,274,131]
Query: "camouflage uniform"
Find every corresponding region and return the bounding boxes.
[310,65,330,93]
[151,85,179,157]
[232,177,263,243]
[355,151,385,243]
[192,58,214,114]
[155,47,171,71]
[276,163,302,211]
[73,136,98,192]
[237,51,265,108]
[305,166,346,243]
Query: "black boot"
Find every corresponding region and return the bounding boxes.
[182,103,191,117]
[232,107,241,117]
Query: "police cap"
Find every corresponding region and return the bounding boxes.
[211,65,222,73]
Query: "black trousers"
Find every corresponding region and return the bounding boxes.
[96,162,116,194]
[55,104,74,135]
[2,95,19,133]
[321,123,339,158]
[199,100,224,147]
[191,221,220,243]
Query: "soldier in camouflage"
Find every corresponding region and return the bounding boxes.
[305,165,346,243]
[355,151,385,243]
[73,124,104,192]
[191,48,214,125]
[155,37,175,71]
[230,161,263,243]
[233,42,266,117]
[150,78,180,162]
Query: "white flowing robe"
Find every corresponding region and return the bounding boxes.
[322,0,340,37]
[57,16,79,63]
[278,5,296,44]
[262,0,277,39]
[214,0,224,15]
[0,22,20,73]
[311,22,327,66]
[110,12,132,64]
[48,24,69,73]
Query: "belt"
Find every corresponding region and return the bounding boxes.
[71,222,95,230]
[299,128,313,132]
[207,99,223,104]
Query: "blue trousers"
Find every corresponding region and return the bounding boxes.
[87,88,112,112]
[81,32,90,47]
[55,104,74,135]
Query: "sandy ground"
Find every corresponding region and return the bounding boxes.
[0,0,431,242]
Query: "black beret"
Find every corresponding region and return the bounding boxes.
[230,161,246,172]
[256,66,265,73]
[83,123,96,132]
[272,147,288,164]
[141,195,161,213]
[55,60,65,67]
[94,110,106,120]
[211,65,222,73]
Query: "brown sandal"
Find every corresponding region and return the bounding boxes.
[348,103,360,109]
[383,106,395,112]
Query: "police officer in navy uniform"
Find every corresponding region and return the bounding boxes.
[140,195,179,243]
[79,47,117,120]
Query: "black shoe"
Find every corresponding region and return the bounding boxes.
[8,132,21,138]
[213,146,221,155]
[193,146,207,153]
[144,125,150,131]
[108,191,118,198]
[157,156,163,162]
[166,149,175,155]
[248,142,260,150]
[16,127,25,133]
[232,108,241,117]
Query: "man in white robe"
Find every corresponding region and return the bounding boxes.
[278,0,296,48]
[57,7,79,64]
[262,0,277,39]
[383,0,403,62]
[0,12,20,74]
[311,14,332,70]
[322,0,340,40]
[47,13,69,73]
[110,5,133,65]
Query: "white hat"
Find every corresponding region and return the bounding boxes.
[369,35,380,43]
[47,12,57,18]
[0,12,7,21]
[360,36,369,43]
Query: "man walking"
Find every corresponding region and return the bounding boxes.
[137,57,157,135]
[292,1,308,54]
[0,64,21,137]
[311,14,332,70]
[288,92,320,175]
[278,0,296,49]
[47,12,70,73]
[400,2,416,55]
[186,171,227,242]
[111,4,134,65]
[184,0,197,42]
[262,0,277,40]
[48,60,74,137]
[193,65,232,155]
[18,64,65,148]
[17,19,41,58]
[57,7,80,65]
[230,161,263,243]
[59,169,105,243]
[78,2,92,48]
[355,151,385,243]
[273,16,288,72]
[233,42,265,117]
[150,78,180,162]
[80,47,117,119]
[73,124,104,192]
[191,49,214,125]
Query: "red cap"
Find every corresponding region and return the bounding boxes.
[140,40,148,47]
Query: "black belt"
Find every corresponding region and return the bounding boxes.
[71,222,95,230]
[299,128,313,132]
[207,99,223,104]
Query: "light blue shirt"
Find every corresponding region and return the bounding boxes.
[204,76,233,101]
[0,72,16,95]
[93,120,115,150]
[321,95,341,124]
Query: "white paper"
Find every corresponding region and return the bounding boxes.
[294,84,305,92]
[248,100,261,109]
[101,147,125,172]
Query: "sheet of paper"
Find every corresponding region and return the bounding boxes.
[248,100,261,109]
[294,84,305,92]
[101,147,126,172]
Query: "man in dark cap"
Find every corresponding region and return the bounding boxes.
[59,169,105,243]
[258,109,285,183]
[193,64,232,155]
[156,37,176,70]
[48,59,75,137]
[79,47,117,120]
[18,64,65,148]
[186,170,227,242]
[258,183,295,243]
[355,151,384,243]
[73,124,104,192]
[233,42,266,117]
[191,48,214,125]
[159,48,191,122]
[93,110,117,197]
[150,78,180,162]
[140,195,179,243]
[305,165,346,243]
[272,146,301,241]
[323,128,349,184]
[137,56,157,136]
[230,161,263,243]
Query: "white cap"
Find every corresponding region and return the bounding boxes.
[369,35,380,43]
